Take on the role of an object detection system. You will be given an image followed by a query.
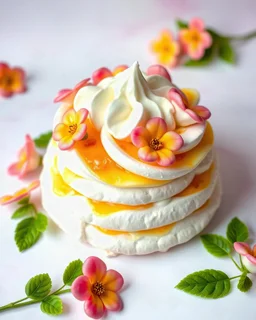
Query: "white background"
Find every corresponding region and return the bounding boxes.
[0,0,256,319]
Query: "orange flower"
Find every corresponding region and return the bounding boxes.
[151,30,180,68]
[179,18,212,60]
[0,180,40,206]
[71,256,124,319]
[8,135,41,179]
[0,62,26,98]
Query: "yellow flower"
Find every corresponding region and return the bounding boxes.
[151,30,180,67]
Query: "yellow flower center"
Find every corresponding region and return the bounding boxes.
[92,281,105,296]
[0,75,13,87]
[150,138,163,151]
[68,124,77,134]
[189,30,201,43]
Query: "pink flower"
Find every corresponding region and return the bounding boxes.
[53,78,90,104]
[8,135,41,179]
[168,87,211,124]
[92,65,129,85]
[0,62,26,98]
[0,180,40,205]
[131,117,183,166]
[53,108,89,150]
[71,256,124,319]
[146,65,172,82]
[234,242,256,274]
[179,18,212,60]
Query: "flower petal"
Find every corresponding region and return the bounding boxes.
[190,105,211,120]
[246,254,256,265]
[168,88,188,110]
[185,109,204,123]
[53,89,72,103]
[181,88,200,107]
[201,31,212,48]
[138,146,158,162]
[62,108,77,125]
[146,117,167,139]
[188,45,205,60]
[73,78,90,91]
[0,191,28,206]
[242,255,256,274]
[234,242,251,256]
[71,275,91,301]
[82,256,107,283]
[113,65,128,76]
[131,127,151,148]
[102,270,124,292]
[253,245,256,257]
[27,180,40,192]
[92,67,112,85]
[189,18,205,31]
[75,108,89,124]
[146,65,172,82]
[72,123,87,141]
[160,131,184,151]
[53,123,69,141]
[101,290,123,312]
[58,136,75,150]
[156,148,176,166]
[8,162,23,176]
[84,294,105,319]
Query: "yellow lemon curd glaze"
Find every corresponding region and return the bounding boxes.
[94,200,210,237]
[116,122,213,169]
[74,121,169,187]
[175,163,214,197]
[51,157,79,197]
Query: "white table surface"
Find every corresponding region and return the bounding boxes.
[1,0,256,319]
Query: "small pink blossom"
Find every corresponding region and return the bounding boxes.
[71,256,124,319]
[179,18,212,60]
[234,242,256,274]
[131,117,183,166]
[92,65,128,85]
[8,135,41,179]
[0,180,40,205]
[54,78,90,104]
[168,87,211,125]
[53,108,89,150]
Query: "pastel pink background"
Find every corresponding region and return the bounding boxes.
[0,1,256,319]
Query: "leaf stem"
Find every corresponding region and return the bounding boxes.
[229,275,242,281]
[229,255,243,271]
[0,289,71,313]
[225,30,256,41]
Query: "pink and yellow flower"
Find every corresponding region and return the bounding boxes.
[53,108,89,150]
[0,62,26,98]
[146,64,172,82]
[151,30,180,68]
[131,117,183,166]
[92,65,129,85]
[168,87,211,124]
[53,78,90,104]
[71,256,124,319]
[8,135,41,179]
[179,18,212,60]
[0,180,40,206]
[234,242,256,274]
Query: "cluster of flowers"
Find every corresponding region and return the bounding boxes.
[151,18,212,67]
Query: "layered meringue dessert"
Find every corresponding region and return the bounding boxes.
[41,62,221,255]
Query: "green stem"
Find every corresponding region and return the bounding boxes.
[225,30,256,41]
[229,255,243,271]
[0,289,71,313]
[229,275,242,281]
[50,284,66,296]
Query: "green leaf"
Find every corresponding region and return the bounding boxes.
[25,273,52,300]
[226,217,249,244]
[34,131,52,148]
[176,19,188,29]
[15,217,41,252]
[219,38,235,64]
[63,259,83,286]
[41,295,63,315]
[201,234,232,257]
[237,273,252,292]
[18,196,30,205]
[34,213,48,232]
[176,269,231,299]
[12,204,36,219]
